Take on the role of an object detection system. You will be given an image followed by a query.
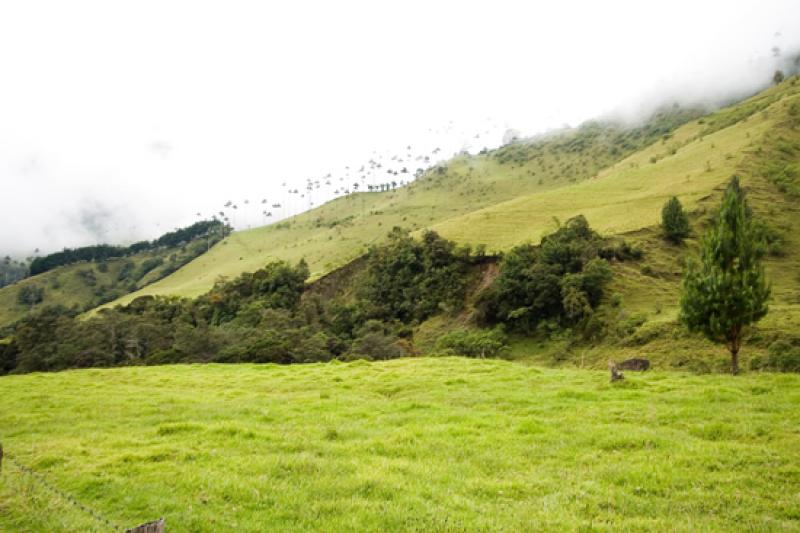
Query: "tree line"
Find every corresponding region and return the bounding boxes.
[0,220,621,374]
[28,220,229,276]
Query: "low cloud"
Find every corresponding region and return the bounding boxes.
[1,1,799,257]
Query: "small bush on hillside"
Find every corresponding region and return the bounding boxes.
[117,261,136,282]
[0,341,18,375]
[750,340,800,372]
[753,222,788,257]
[436,327,508,358]
[599,239,644,261]
[134,257,164,281]
[77,268,97,287]
[17,285,45,307]
[661,196,690,243]
[346,320,405,361]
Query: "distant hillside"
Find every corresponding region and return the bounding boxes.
[27,220,226,276]
[0,223,226,329]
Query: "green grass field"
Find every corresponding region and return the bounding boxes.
[1,359,799,532]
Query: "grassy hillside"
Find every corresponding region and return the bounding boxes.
[1,359,799,532]
[100,108,701,306]
[101,80,799,312]
[431,83,798,248]
[569,86,800,369]
[0,237,217,329]
[410,79,800,370]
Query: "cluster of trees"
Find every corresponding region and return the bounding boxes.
[0,228,511,374]
[476,216,613,334]
[28,220,228,276]
[16,285,45,307]
[366,182,401,192]
[357,228,474,323]
[1,217,675,376]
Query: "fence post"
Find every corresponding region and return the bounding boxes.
[126,518,165,533]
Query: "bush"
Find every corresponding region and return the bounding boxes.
[17,284,45,307]
[358,228,471,323]
[436,328,507,358]
[346,320,405,361]
[77,268,97,287]
[750,340,800,372]
[661,196,690,243]
[476,216,612,333]
[0,341,18,374]
[599,239,644,261]
[134,257,164,281]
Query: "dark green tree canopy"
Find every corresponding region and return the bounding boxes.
[358,228,472,323]
[680,176,770,374]
[477,215,612,333]
[661,196,690,243]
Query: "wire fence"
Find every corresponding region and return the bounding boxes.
[1,445,164,532]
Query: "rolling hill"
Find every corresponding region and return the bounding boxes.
[97,107,702,306]
[85,75,800,373]
[100,79,799,317]
[0,230,222,329]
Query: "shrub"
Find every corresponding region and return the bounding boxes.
[436,328,508,358]
[134,257,164,281]
[17,284,45,307]
[661,196,690,243]
[750,340,800,372]
[0,341,18,374]
[77,268,97,287]
[117,261,136,282]
[346,320,404,361]
[599,239,643,261]
[476,216,612,333]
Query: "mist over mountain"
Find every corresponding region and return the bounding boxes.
[1,1,799,257]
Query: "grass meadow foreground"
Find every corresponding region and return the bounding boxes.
[1,358,799,532]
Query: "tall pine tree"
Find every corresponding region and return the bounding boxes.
[680,176,770,374]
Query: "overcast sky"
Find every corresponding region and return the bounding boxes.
[1,0,799,256]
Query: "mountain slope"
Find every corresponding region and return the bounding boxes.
[0,235,219,328]
[431,86,792,248]
[100,79,799,314]
[99,109,701,307]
